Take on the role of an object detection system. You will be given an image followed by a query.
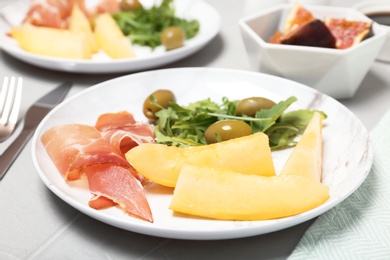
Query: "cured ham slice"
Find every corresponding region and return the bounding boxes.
[88,194,117,209]
[96,111,155,154]
[94,111,154,184]
[41,124,129,181]
[88,0,121,15]
[41,111,156,222]
[24,0,86,28]
[85,165,153,222]
[95,111,137,132]
[22,0,118,29]
[101,126,154,154]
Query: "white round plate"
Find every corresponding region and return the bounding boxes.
[31,68,373,240]
[0,0,220,73]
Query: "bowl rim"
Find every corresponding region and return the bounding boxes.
[238,3,388,54]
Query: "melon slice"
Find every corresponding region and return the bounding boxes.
[125,132,275,187]
[10,23,91,59]
[324,18,373,49]
[279,112,323,182]
[169,111,328,221]
[170,164,329,220]
[94,13,135,59]
[69,4,99,53]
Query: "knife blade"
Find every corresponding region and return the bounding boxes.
[0,82,72,180]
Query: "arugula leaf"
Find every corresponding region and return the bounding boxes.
[112,0,200,49]
[265,109,327,150]
[266,123,300,150]
[278,109,327,129]
[152,96,326,150]
[250,96,297,133]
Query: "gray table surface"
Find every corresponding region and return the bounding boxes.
[1,0,389,259]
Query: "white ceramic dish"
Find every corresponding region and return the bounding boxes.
[0,0,220,74]
[31,68,373,240]
[353,0,390,63]
[239,4,387,99]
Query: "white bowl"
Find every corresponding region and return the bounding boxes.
[353,0,390,63]
[239,4,388,99]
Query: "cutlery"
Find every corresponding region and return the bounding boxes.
[0,77,23,142]
[0,82,72,180]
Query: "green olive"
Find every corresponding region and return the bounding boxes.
[143,89,176,120]
[236,97,276,117]
[120,0,143,11]
[204,120,252,144]
[160,26,185,50]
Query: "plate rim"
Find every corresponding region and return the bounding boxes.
[0,0,221,73]
[31,67,374,240]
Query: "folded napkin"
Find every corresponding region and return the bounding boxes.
[288,111,390,259]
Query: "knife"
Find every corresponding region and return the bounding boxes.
[0,82,72,180]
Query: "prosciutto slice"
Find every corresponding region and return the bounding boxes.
[85,165,152,222]
[24,0,86,29]
[96,111,155,154]
[41,124,129,181]
[88,194,117,209]
[23,0,120,29]
[95,111,137,132]
[41,111,155,222]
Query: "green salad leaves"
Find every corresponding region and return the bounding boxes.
[113,0,200,49]
[153,96,326,150]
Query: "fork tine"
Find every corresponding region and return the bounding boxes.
[0,77,15,125]
[8,77,23,125]
[0,77,16,125]
[0,77,22,125]
[0,77,9,115]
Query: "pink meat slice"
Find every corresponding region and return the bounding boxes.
[85,165,153,222]
[95,111,154,184]
[23,0,86,29]
[88,194,117,209]
[41,124,129,181]
[95,111,154,155]
[41,112,156,222]
[101,125,155,154]
[95,111,137,132]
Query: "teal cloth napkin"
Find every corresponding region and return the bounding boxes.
[288,110,390,259]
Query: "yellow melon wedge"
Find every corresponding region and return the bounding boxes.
[125,132,275,187]
[186,132,275,177]
[11,23,91,59]
[69,4,99,53]
[127,144,186,187]
[94,13,135,59]
[280,112,323,182]
[170,164,329,220]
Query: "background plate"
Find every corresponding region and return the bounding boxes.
[0,0,220,73]
[31,68,373,240]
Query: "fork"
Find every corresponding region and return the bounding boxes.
[0,77,23,142]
